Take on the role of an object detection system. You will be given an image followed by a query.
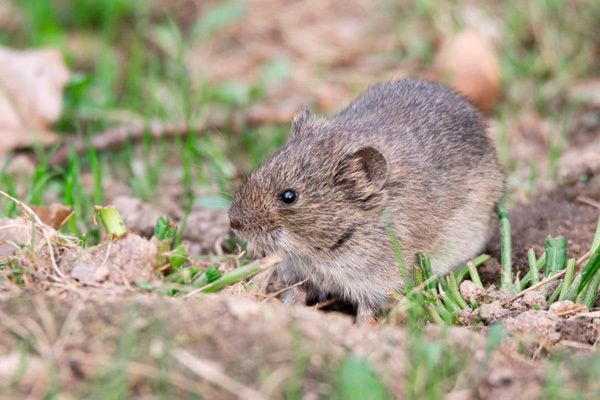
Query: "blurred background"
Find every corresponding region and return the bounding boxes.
[0,0,599,246]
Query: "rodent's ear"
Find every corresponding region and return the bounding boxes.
[291,106,310,136]
[334,147,388,202]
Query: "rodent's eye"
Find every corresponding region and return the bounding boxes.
[278,189,298,205]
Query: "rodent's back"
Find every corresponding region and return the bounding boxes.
[333,79,503,270]
[334,79,494,174]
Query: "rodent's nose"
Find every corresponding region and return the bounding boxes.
[228,204,244,230]
[229,215,242,230]
[229,205,274,232]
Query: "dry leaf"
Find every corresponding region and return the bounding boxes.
[0,46,70,155]
[0,2,23,34]
[31,204,75,230]
[433,29,501,113]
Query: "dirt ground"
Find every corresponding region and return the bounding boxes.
[1,1,600,398]
[1,115,599,398]
[1,284,599,398]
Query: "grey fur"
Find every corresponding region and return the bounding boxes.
[229,79,504,322]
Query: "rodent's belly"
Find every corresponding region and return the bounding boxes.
[280,254,401,307]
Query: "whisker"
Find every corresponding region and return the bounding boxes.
[216,191,233,199]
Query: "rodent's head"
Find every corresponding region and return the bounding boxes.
[229,107,388,258]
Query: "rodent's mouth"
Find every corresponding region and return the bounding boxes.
[234,228,282,257]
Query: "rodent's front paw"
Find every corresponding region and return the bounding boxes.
[281,286,306,306]
[306,289,329,305]
[355,304,378,325]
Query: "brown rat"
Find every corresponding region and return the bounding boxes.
[229,79,504,322]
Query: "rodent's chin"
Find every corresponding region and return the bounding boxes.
[236,229,282,258]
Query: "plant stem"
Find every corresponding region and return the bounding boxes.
[497,204,513,293]
[446,273,468,309]
[545,236,567,276]
[94,205,127,238]
[582,270,600,309]
[520,252,546,290]
[417,252,435,292]
[468,261,484,288]
[413,265,424,287]
[577,241,600,293]
[426,304,444,324]
[558,258,576,301]
[528,248,539,285]
[591,216,600,254]
[548,283,562,303]
[564,273,582,302]
[439,286,461,314]
[462,254,489,288]
[192,256,280,294]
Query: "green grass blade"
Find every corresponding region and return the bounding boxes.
[417,252,435,292]
[191,266,222,288]
[467,256,487,288]
[577,243,600,294]
[64,150,80,235]
[591,217,600,254]
[426,304,444,324]
[581,270,600,309]
[528,248,539,286]
[548,283,562,304]
[455,265,469,283]
[578,217,600,297]
[496,204,514,293]
[154,216,178,241]
[520,252,546,290]
[558,258,576,301]
[413,264,424,287]
[564,273,582,302]
[434,300,453,323]
[446,273,468,309]
[545,236,567,276]
[200,257,278,293]
[87,135,104,205]
[439,286,461,315]
[383,212,409,285]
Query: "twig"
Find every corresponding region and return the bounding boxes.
[0,190,68,282]
[505,271,566,305]
[51,120,205,165]
[504,251,591,305]
[72,352,209,395]
[558,340,596,352]
[577,196,600,210]
[262,275,310,302]
[314,298,337,310]
[53,301,84,355]
[172,348,265,400]
[48,110,275,165]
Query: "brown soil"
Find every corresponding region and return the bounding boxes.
[486,169,600,281]
[507,172,600,262]
[486,106,600,281]
[3,109,599,398]
[1,159,600,398]
[1,2,600,397]
[1,292,597,399]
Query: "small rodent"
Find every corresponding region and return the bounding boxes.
[229,79,504,322]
